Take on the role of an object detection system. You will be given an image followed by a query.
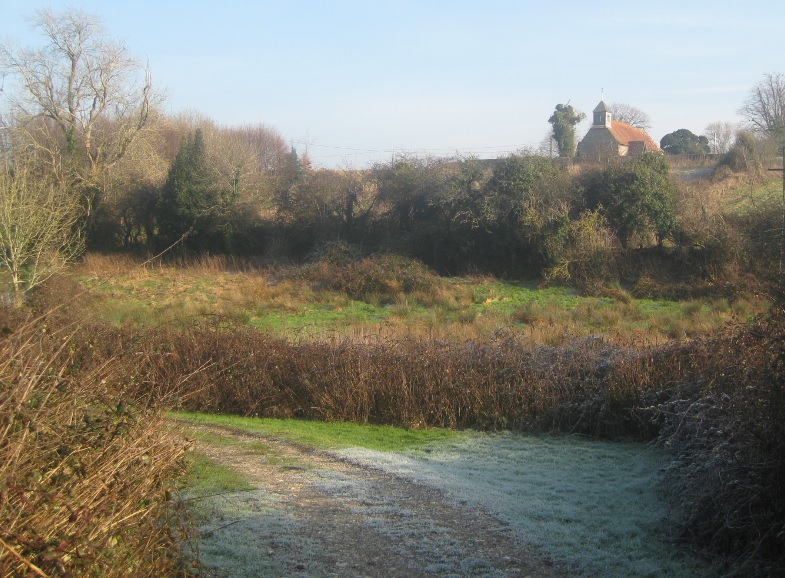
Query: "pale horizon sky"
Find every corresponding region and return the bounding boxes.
[1,0,782,167]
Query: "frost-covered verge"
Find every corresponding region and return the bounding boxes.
[340,432,711,577]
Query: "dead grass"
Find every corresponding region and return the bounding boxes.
[6,258,785,575]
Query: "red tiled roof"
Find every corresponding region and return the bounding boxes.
[608,120,661,152]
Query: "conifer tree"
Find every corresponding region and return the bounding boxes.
[156,129,234,251]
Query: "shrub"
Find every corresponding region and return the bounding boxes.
[645,308,785,576]
[542,209,619,292]
[285,252,442,304]
[581,154,677,248]
[0,309,190,576]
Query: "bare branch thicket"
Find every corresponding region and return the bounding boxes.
[227,123,289,174]
[0,7,160,191]
[739,72,785,138]
[0,163,84,306]
[607,102,652,130]
[704,121,738,155]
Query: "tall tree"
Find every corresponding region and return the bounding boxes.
[157,129,235,251]
[607,103,652,130]
[704,121,737,154]
[548,104,585,158]
[739,72,785,141]
[660,129,711,155]
[0,8,157,200]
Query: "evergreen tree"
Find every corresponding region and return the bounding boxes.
[548,104,585,158]
[156,129,235,251]
[660,129,711,155]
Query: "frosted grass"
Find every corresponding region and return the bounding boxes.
[185,489,322,578]
[339,432,710,577]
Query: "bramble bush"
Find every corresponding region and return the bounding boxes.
[0,308,191,577]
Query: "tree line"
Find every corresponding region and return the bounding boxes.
[1,7,784,304]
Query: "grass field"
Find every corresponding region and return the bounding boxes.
[75,253,765,346]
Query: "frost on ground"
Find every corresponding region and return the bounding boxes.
[181,424,710,578]
[340,433,710,577]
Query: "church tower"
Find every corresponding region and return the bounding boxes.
[593,100,612,128]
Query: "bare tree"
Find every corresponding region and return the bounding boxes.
[739,72,785,139]
[0,163,84,306]
[704,121,738,154]
[0,8,158,193]
[607,103,652,130]
[228,124,289,174]
[536,131,558,157]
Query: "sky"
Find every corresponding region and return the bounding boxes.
[1,0,783,168]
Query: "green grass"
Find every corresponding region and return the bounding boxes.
[249,300,391,332]
[75,257,768,344]
[172,411,463,452]
[724,176,783,216]
[184,452,254,495]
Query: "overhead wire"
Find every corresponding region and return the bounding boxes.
[288,139,542,163]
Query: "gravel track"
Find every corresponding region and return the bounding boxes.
[182,423,565,578]
[180,423,710,577]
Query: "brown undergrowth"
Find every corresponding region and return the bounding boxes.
[0,307,191,577]
[5,266,784,575]
[647,306,785,576]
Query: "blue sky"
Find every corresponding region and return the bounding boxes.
[1,0,782,167]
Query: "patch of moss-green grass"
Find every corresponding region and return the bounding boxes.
[249,301,391,333]
[185,452,254,495]
[724,177,782,216]
[171,412,463,452]
[634,298,683,316]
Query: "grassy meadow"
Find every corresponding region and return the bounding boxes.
[75,252,764,346]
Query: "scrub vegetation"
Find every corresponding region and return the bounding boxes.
[2,6,785,576]
[3,163,785,575]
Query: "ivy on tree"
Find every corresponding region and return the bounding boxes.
[548,104,585,158]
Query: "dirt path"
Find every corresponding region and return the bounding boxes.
[180,423,565,578]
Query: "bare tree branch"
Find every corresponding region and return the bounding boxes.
[0,7,160,190]
[607,103,652,130]
[0,162,84,306]
[739,72,785,139]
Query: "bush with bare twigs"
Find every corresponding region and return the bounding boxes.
[644,308,785,576]
[0,309,191,577]
[107,304,785,575]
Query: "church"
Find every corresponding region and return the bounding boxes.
[577,100,661,160]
